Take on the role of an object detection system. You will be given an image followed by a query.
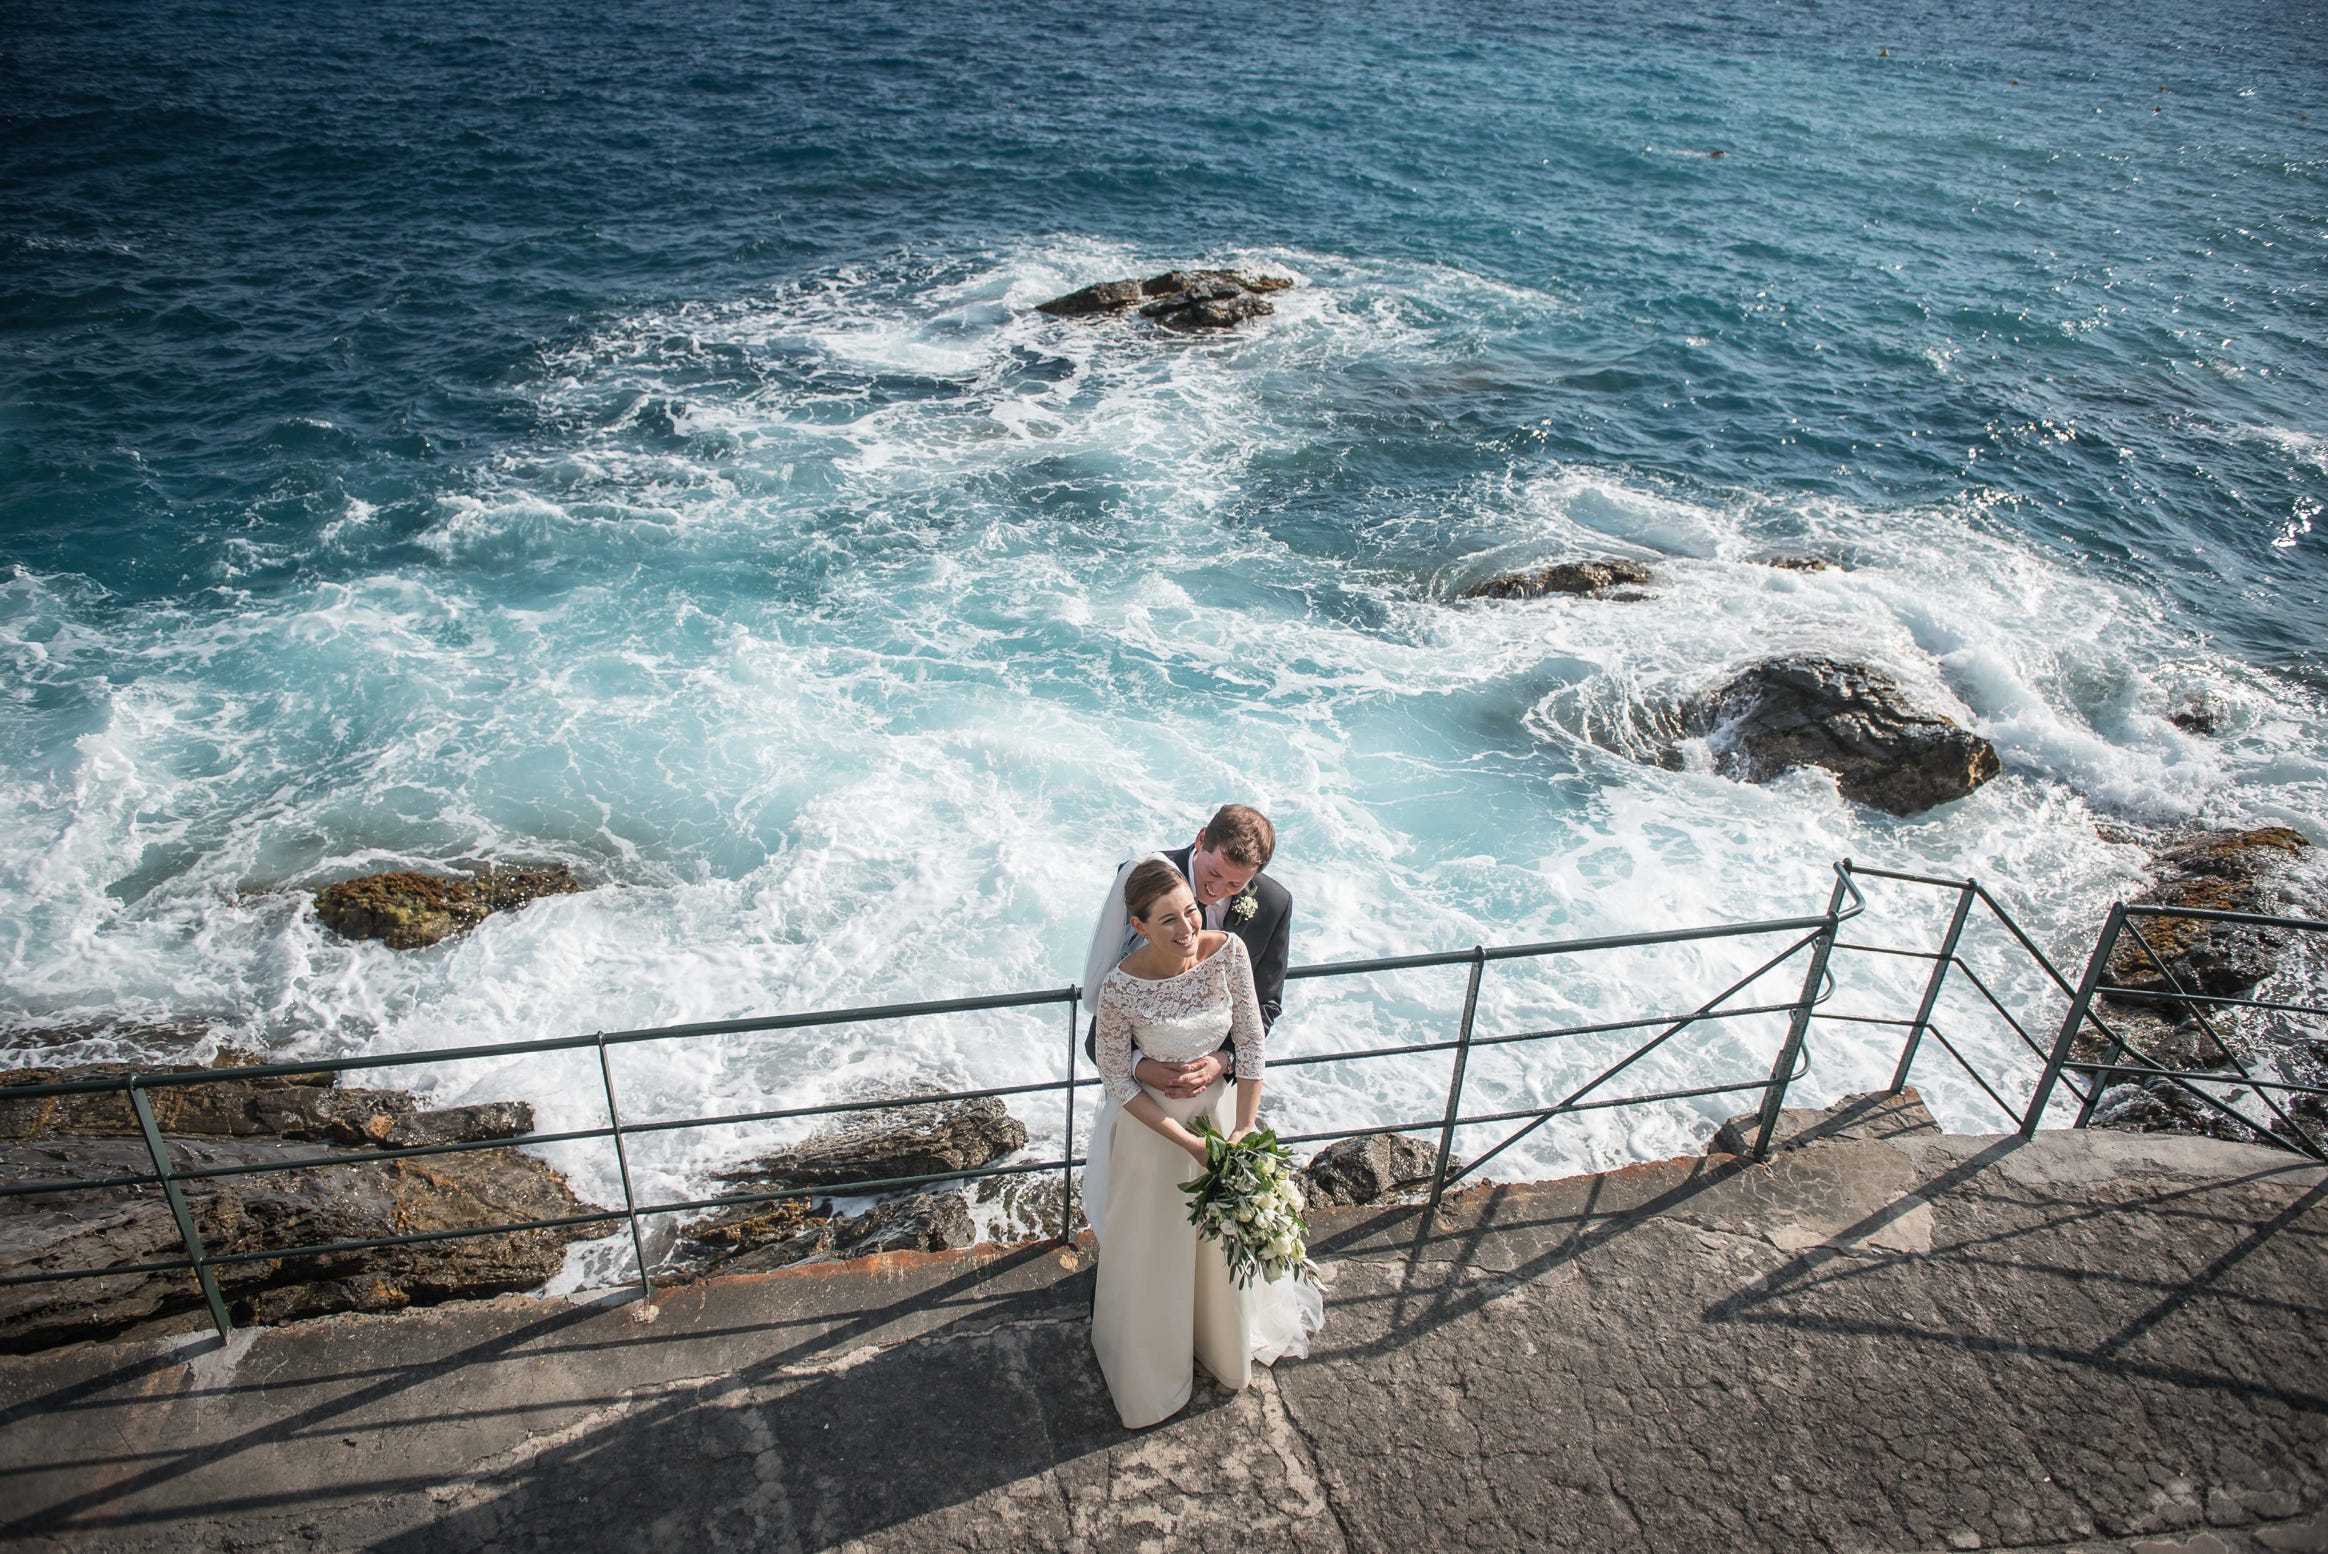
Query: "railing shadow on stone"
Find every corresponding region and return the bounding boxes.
[5,857,2322,1354]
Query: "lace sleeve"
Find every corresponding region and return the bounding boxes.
[1225,935,1265,1084]
[1095,974,1141,1105]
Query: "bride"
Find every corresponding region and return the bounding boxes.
[1084,855,1324,1430]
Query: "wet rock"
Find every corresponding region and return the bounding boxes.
[1708,1088,1940,1157]
[2088,1080,2260,1146]
[0,1061,532,1151]
[1301,1133,1447,1208]
[1034,269,1292,331]
[1759,555,1837,573]
[313,864,586,950]
[0,1134,602,1351]
[1677,656,2001,816]
[717,1095,1029,1191]
[1463,558,1654,601]
[669,1188,978,1278]
[2101,828,2312,1011]
[2167,702,2220,737]
[972,1171,1080,1245]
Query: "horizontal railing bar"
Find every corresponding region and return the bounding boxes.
[1452,1078,1775,1132]
[619,1076,1100,1138]
[1463,1000,1805,1054]
[1842,864,1977,890]
[596,986,1082,1048]
[1835,942,1947,960]
[0,1256,202,1289]
[140,1126,619,1185]
[201,1209,633,1269]
[1272,1118,1454,1148]
[2120,903,2328,933]
[0,1168,168,1199]
[2062,1064,2328,1097]
[0,1039,609,1100]
[1808,1012,1921,1028]
[2086,986,2328,1020]
[1282,913,1835,982]
[634,1156,1075,1220]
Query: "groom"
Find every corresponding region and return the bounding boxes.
[1086,803,1293,1098]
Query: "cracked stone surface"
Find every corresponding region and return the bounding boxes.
[0,1126,2320,1553]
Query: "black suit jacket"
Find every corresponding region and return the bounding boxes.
[1083,847,1294,1070]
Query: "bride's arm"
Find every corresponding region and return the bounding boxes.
[1225,937,1266,1142]
[1098,979,1212,1164]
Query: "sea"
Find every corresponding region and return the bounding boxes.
[3,0,2323,1267]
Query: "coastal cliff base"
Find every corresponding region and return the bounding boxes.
[3,1107,2320,1554]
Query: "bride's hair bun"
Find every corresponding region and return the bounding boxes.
[1124,858,1189,921]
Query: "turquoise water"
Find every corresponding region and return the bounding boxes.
[3,1,2324,1232]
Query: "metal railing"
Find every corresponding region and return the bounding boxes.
[4,855,2319,1347]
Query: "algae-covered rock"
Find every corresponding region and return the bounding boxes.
[1462,559,1654,601]
[313,864,585,950]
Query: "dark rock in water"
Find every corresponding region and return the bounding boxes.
[2167,702,2220,736]
[829,1191,976,1258]
[1034,269,1291,331]
[717,1095,1028,1191]
[1759,555,1836,573]
[1678,656,2001,815]
[0,1134,601,1351]
[1463,558,1655,601]
[1707,1088,1939,1157]
[1301,1133,1446,1207]
[1034,277,1147,318]
[313,864,586,950]
[2102,827,2312,1007]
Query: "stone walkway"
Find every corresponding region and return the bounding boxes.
[2,1109,2323,1553]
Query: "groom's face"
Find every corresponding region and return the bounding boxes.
[1188,833,1258,905]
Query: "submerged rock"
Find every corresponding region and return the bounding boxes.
[1301,1132,1447,1207]
[0,1134,599,1351]
[1035,269,1292,332]
[2103,827,2313,1006]
[313,864,586,950]
[1677,656,2001,816]
[1759,555,1837,573]
[1462,558,1654,601]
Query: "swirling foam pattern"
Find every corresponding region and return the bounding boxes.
[2,0,2323,1226]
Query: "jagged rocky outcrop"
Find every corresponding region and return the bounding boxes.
[1675,657,2001,816]
[671,1096,1027,1278]
[1463,558,1654,601]
[313,864,586,950]
[1706,1088,1939,1157]
[0,1057,595,1351]
[2103,827,2312,1004]
[1035,269,1292,333]
[1300,1132,1448,1208]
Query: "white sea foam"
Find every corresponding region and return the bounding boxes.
[3,247,2323,1259]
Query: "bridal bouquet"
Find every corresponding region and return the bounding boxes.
[1181,1120,1320,1289]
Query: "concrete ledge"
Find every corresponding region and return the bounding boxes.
[2,1125,2322,1553]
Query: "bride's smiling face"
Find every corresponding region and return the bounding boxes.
[1133,883,1202,959]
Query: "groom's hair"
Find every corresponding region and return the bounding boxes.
[1200,804,1275,870]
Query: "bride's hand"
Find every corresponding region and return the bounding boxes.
[1181,1135,1213,1166]
[1227,1126,1253,1145]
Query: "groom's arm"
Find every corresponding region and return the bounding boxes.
[1249,889,1291,1032]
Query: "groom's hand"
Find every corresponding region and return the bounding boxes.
[1134,1051,1228,1098]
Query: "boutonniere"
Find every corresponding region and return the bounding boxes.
[1229,887,1258,925]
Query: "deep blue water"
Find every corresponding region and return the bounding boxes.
[2,0,2324,1208]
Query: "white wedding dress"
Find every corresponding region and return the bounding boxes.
[1086,919,1326,1430]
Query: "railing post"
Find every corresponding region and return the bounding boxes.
[2025,904,2122,1137]
[595,1035,654,1305]
[1061,991,1080,1244]
[1418,947,1488,1240]
[1891,881,1975,1094]
[128,1078,233,1342]
[1750,870,1850,1160]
